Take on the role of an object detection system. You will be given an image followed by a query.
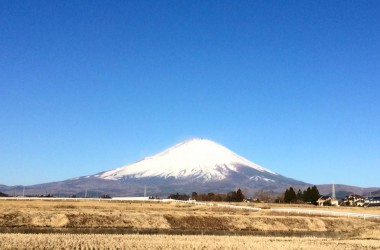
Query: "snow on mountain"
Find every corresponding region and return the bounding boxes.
[96,138,277,181]
[0,138,313,196]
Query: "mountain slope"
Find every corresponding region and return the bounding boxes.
[0,138,309,196]
[81,138,308,195]
[95,138,277,181]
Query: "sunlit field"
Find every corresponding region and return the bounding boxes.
[1,234,380,250]
[0,199,379,249]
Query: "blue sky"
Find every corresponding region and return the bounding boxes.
[1,1,379,187]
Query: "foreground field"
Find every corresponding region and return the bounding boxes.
[1,233,379,250]
[0,199,379,249]
[1,199,379,237]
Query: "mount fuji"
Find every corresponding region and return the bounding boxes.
[96,138,277,182]
[1,138,309,196]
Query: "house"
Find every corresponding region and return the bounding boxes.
[317,183,339,206]
[364,196,380,207]
[341,194,365,207]
[317,196,339,206]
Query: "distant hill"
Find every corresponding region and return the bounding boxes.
[0,191,9,197]
[317,184,380,198]
[371,190,380,196]
[323,191,351,200]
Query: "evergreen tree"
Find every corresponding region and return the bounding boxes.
[303,187,312,202]
[288,187,296,202]
[284,188,297,203]
[310,185,320,204]
[296,189,303,201]
[191,192,198,200]
[301,186,320,204]
[284,188,290,202]
[168,193,190,200]
[236,189,244,202]
[226,189,245,202]
[226,191,237,202]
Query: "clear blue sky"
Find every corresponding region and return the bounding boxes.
[1,1,379,187]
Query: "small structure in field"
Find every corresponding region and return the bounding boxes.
[317,184,339,206]
[317,195,339,206]
[341,194,365,207]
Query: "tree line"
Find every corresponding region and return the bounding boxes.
[168,189,245,202]
[168,186,321,204]
[283,186,320,204]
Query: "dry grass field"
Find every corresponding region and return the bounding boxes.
[1,233,380,250]
[0,199,379,249]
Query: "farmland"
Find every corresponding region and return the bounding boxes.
[0,199,379,249]
[1,234,380,250]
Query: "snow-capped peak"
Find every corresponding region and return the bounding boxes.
[96,138,277,181]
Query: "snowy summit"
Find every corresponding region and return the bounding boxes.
[0,138,308,196]
[96,138,277,181]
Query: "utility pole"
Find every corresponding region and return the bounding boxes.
[144,184,147,197]
[332,184,336,199]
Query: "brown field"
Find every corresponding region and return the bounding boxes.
[0,199,379,249]
[1,233,380,250]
